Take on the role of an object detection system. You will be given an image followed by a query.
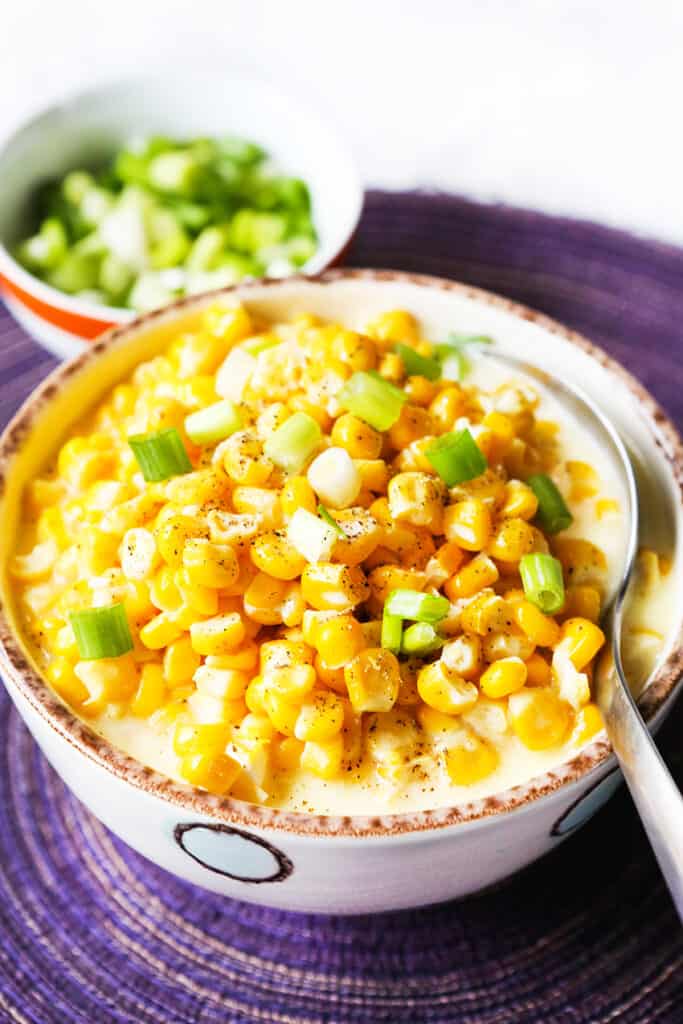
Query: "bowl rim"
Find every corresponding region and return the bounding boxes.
[1,267,682,839]
[0,71,363,335]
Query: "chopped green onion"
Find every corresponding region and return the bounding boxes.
[425,428,487,487]
[527,474,573,534]
[337,371,407,431]
[128,427,192,482]
[242,335,283,356]
[184,400,242,445]
[381,610,403,654]
[401,622,445,655]
[264,412,321,474]
[519,553,565,614]
[444,332,493,349]
[317,503,346,537]
[393,343,441,381]
[69,603,134,660]
[385,589,449,624]
[434,345,468,382]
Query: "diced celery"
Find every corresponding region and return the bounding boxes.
[62,170,95,206]
[220,137,265,165]
[148,209,190,269]
[229,210,287,253]
[80,186,115,227]
[47,247,102,294]
[186,226,227,271]
[98,187,150,271]
[16,218,68,271]
[147,151,200,197]
[99,253,135,301]
[128,272,175,313]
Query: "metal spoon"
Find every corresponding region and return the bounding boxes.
[483,349,683,920]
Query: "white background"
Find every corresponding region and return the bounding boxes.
[1,0,681,244]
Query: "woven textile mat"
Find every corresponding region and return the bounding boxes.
[0,191,682,1024]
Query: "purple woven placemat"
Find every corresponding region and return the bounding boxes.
[1,191,683,1024]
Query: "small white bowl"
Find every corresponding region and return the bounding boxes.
[1,270,682,914]
[0,73,362,359]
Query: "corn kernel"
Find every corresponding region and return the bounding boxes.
[190,613,246,655]
[524,652,552,687]
[445,553,499,600]
[182,538,239,589]
[559,618,606,670]
[444,728,499,785]
[74,653,139,704]
[315,613,365,669]
[222,431,273,486]
[366,309,419,346]
[552,538,607,588]
[417,661,478,715]
[204,302,252,342]
[262,689,300,736]
[243,572,288,624]
[441,634,482,680]
[387,472,444,531]
[301,562,369,611]
[508,688,570,749]
[294,691,345,741]
[480,657,527,698]
[46,657,89,707]
[300,735,344,779]
[129,663,166,717]
[429,387,466,432]
[560,585,601,623]
[267,663,317,701]
[187,691,247,725]
[280,476,317,519]
[443,499,491,552]
[572,702,604,745]
[482,628,535,663]
[460,592,512,636]
[139,612,185,650]
[314,654,347,694]
[173,722,230,757]
[156,515,208,568]
[488,518,536,563]
[344,648,401,713]
[388,404,433,450]
[331,413,383,459]
[232,486,281,528]
[500,480,539,520]
[250,531,307,581]
[163,636,201,686]
[330,508,382,566]
[179,752,242,794]
[511,598,561,647]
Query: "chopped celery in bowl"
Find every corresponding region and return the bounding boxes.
[14,136,318,312]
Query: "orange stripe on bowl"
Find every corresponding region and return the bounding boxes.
[0,272,118,340]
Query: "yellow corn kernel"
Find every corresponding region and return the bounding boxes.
[179,751,242,795]
[173,721,230,757]
[262,689,300,736]
[500,480,539,520]
[445,553,499,600]
[203,302,252,342]
[480,657,527,698]
[511,598,561,647]
[164,468,231,507]
[444,728,499,785]
[260,639,314,672]
[355,459,390,494]
[280,476,317,519]
[237,712,276,745]
[187,690,247,725]
[428,386,466,432]
[243,572,288,624]
[170,331,226,378]
[10,539,58,582]
[361,619,381,646]
[163,636,201,686]
[417,661,478,715]
[46,657,90,707]
[156,515,208,568]
[79,528,121,575]
[182,538,239,590]
[129,663,167,717]
[404,375,438,407]
[560,585,601,623]
[449,467,507,511]
[149,565,182,612]
[366,309,419,346]
[189,613,245,656]
[221,431,273,486]
[559,618,606,670]
[193,665,249,700]
[314,654,347,694]
[273,735,305,771]
[266,663,317,701]
[207,511,261,546]
[330,412,383,459]
[344,648,400,713]
[552,538,607,588]
[205,645,258,673]
[387,472,444,531]
[314,613,365,669]
[332,331,377,372]
[174,568,219,618]
[300,734,344,779]
[566,460,598,501]
[460,592,512,636]
[488,518,536,563]
[434,541,466,578]
[367,564,426,616]
[441,634,483,680]
[301,563,369,611]
[508,688,570,749]
[328,508,381,566]
[482,627,535,663]
[524,652,552,687]
[294,691,345,742]
[388,404,432,450]
[244,676,267,714]
[394,435,440,474]
[596,498,619,520]
[149,698,187,733]
[417,704,463,740]
[57,436,116,488]
[36,506,70,548]
[301,610,340,646]
[482,410,515,448]
[572,702,604,745]
[74,653,139,704]
[250,531,306,581]
[139,612,185,650]
[443,499,491,552]
[232,487,282,529]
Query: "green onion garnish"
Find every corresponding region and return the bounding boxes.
[393,343,441,381]
[401,622,445,656]
[184,400,242,445]
[381,610,403,654]
[69,603,134,660]
[435,332,493,380]
[264,412,321,474]
[337,371,407,431]
[242,335,283,356]
[128,427,192,482]
[519,553,565,614]
[425,428,487,487]
[317,503,346,537]
[527,474,573,534]
[385,589,449,624]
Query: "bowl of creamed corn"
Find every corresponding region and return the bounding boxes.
[1,270,681,913]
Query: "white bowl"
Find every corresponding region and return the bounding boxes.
[0,73,362,359]
[1,270,682,914]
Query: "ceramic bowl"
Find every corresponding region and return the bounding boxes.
[1,270,682,915]
[0,73,362,359]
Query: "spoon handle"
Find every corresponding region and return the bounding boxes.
[597,637,683,922]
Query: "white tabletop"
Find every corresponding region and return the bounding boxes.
[1,0,681,246]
